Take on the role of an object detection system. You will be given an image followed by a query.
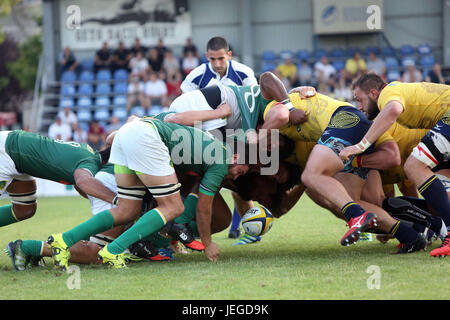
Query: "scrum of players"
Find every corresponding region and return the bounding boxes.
[3,36,450,271]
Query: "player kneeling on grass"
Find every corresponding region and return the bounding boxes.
[47,114,250,269]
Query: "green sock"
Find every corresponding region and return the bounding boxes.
[175,193,198,225]
[144,232,171,249]
[188,221,199,238]
[107,208,166,254]
[62,210,114,247]
[0,205,18,227]
[21,240,43,257]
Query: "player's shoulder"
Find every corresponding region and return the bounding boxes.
[229,59,255,75]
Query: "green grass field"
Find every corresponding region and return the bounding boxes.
[0,190,448,300]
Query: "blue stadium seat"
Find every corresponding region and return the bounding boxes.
[95,83,111,95]
[382,47,396,57]
[77,96,93,109]
[113,95,128,107]
[77,109,92,123]
[329,48,345,59]
[387,70,401,82]
[364,46,380,57]
[60,84,76,96]
[60,71,77,82]
[400,45,415,57]
[314,48,327,60]
[401,56,416,68]
[113,69,129,81]
[129,106,145,117]
[94,108,111,122]
[95,96,110,107]
[113,82,128,94]
[80,59,95,71]
[420,55,435,68]
[296,50,310,61]
[59,97,75,109]
[112,107,128,121]
[332,59,345,71]
[261,50,277,62]
[346,47,361,58]
[417,44,432,56]
[148,105,163,116]
[385,57,399,69]
[96,69,112,81]
[79,70,95,82]
[78,83,94,95]
[279,50,294,60]
[261,62,277,73]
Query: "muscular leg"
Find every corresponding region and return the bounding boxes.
[0,179,37,227]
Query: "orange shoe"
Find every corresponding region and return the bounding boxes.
[341,212,377,246]
[430,233,450,257]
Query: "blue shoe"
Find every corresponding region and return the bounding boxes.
[232,234,261,246]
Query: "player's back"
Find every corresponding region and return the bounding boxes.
[378,81,450,129]
[5,130,101,184]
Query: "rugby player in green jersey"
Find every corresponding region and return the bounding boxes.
[48,115,250,269]
[0,130,113,228]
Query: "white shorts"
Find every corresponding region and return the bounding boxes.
[411,131,450,169]
[169,89,227,131]
[88,170,117,215]
[109,120,175,176]
[0,131,34,195]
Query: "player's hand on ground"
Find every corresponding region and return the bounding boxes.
[339,145,363,161]
[205,242,219,262]
[289,86,316,99]
[289,109,308,125]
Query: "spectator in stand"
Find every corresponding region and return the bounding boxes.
[314,55,336,88]
[297,59,314,86]
[402,60,422,83]
[94,42,113,73]
[162,49,181,79]
[366,52,386,77]
[276,52,298,90]
[183,37,198,58]
[155,38,168,60]
[56,106,78,128]
[60,47,80,73]
[128,38,147,60]
[147,47,163,73]
[344,51,366,80]
[106,115,122,135]
[48,116,72,141]
[87,120,106,150]
[126,73,147,112]
[72,123,88,143]
[111,41,130,72]
[181,50,200,76]
[333,69,353,102]
[165,70,182,106]
[426,63,445,84]
[143,70,168,112]
[128,51,149,81]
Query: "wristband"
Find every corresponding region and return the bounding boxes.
[281,99,295,112]
[112,195,119,206]
[356,138,371,152]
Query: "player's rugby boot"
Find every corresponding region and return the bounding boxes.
[5,240,27,271]
[341,212,377,246]
[128,239,171,261]
[98,245,127,269]
[165,221,205,251]
[47,233,70,271]
[396,233,427,254]
[232,233,261,246]
[430,233,450,257]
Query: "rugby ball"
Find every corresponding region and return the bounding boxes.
[241,206,274,237]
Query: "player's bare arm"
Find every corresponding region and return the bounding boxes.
[353,140,401,170]
[339,100,404,161]
[164,104,232,126]
[195,191,219,261]
[74,169,117,204]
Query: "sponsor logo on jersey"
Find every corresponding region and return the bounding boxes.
[329,111,360,129]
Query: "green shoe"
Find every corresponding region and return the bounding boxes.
[47,233,70,271]
[5,240,27,271]
[98,246,127,269]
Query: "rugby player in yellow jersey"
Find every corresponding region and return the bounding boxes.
[342,73,450,256]
[261,74,427,250]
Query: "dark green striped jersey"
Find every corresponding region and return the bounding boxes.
[5,130,102,185]
[142,113,229,196]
